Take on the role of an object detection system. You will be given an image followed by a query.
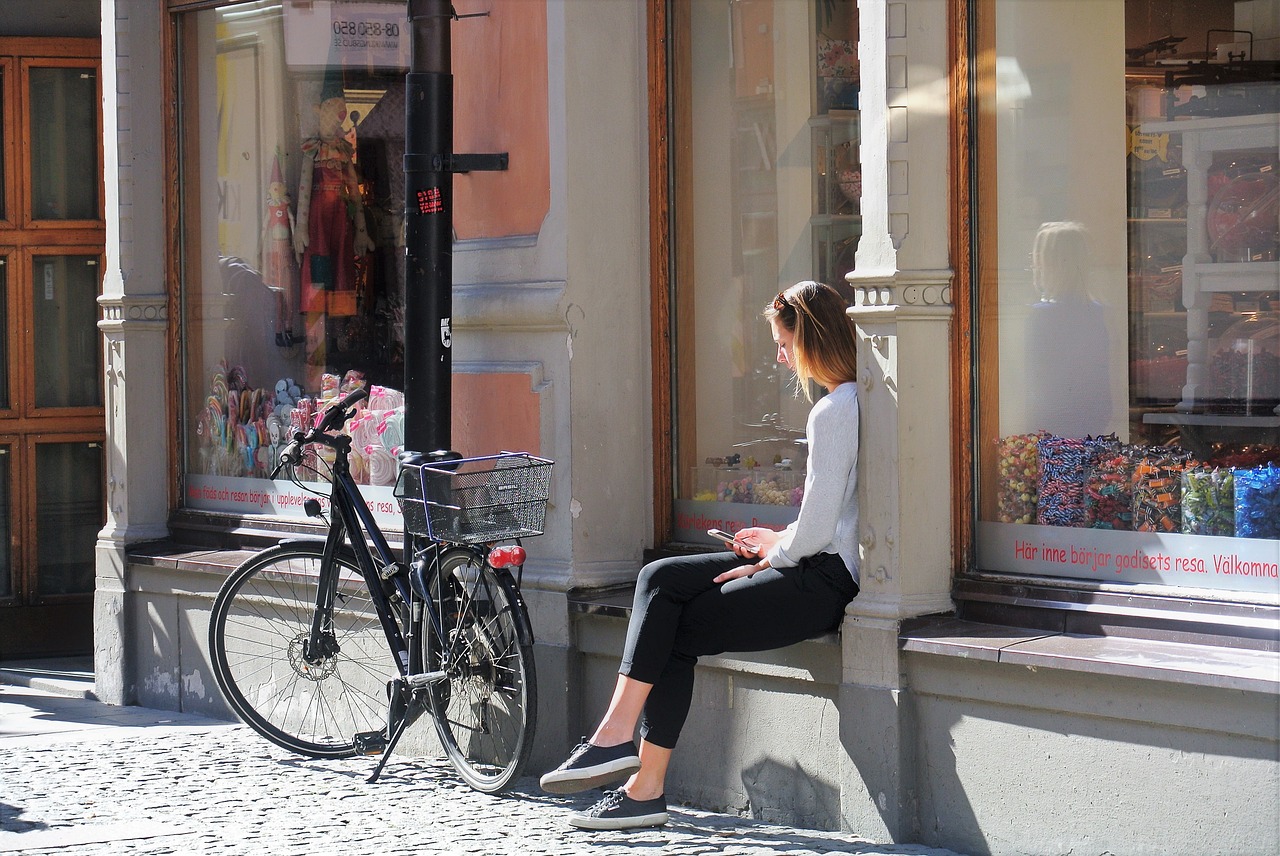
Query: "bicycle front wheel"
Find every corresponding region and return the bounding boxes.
[422,548,537,792]
[209,542,392,758]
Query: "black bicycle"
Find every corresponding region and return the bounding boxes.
[207,387,552,792]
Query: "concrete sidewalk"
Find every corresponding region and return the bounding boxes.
[0,671,968,855]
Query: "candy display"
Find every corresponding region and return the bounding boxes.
[1085,447,1138,530]
[1036,435,1116,528]
[692,460,805,507]
[996,431,1047,524]
[717,474,755,504]
[753,472,805,507]
[995,430,1277,540]
[1234,464,1280,540]
[196,361,405,487]
[1132,446,1196,532]
[195,361,277,478]
[1180,467,1235,537]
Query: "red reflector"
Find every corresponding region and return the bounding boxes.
[488,545,527,568]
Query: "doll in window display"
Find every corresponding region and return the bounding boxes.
[263,153,299,347]
[293,72,375,387]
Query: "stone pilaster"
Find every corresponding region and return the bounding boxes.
[837,0,954,842]
[94,0,169,705]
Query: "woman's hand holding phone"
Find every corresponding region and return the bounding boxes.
[707,528,760,557]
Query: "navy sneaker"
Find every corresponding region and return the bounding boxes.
[568,789,668,830]
[539,740,641,794]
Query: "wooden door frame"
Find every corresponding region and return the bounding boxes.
[647,0,673,546]
[0,37,105,657]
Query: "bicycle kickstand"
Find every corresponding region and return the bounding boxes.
[363,677,430,783]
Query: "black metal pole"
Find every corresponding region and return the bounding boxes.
[404,0,452,453]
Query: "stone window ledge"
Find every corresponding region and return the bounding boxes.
[568,584,840,645]
[900,616,1280,695]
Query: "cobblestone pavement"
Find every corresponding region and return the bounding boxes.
[0,684,967,856]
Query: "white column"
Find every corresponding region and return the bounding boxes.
[95,0,170,704]
[839,0,954,841]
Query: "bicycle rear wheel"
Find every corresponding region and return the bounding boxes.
[422,548,537,792]
[209,542,391,758]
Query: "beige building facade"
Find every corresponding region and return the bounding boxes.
[86,2,1277,854]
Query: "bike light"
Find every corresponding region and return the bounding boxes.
[488,545,526,568]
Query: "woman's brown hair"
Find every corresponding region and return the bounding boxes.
[763,281,859,401]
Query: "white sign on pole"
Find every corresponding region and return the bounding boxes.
[283,1,410,71]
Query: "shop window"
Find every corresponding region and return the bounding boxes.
[178,1,411,526]
[667,0,860,545]
[972,0,1278,596]
[176,1,547,526]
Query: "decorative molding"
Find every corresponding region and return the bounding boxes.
[97,293,168,332]
[452,360,550,393]
[453,280,567,331]
[846,269,955,321]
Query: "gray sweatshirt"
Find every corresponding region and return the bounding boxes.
[765,381,860,584]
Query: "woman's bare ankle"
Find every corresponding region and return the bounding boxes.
[622,777,664,801]
[589,724,634,748]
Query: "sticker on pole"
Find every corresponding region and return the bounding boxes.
[441,318,452,348]
[417,187,444,214]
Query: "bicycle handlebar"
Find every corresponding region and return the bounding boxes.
[268,387,370,478]
[317,386,369,432]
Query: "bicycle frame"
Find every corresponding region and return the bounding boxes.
[305,432,417,676]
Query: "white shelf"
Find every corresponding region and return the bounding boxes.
[1188,261,1280,293]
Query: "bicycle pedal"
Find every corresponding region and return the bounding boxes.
[353,731,387,756]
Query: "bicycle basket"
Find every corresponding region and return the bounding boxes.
[394,452,553,544]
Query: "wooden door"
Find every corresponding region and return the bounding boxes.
[0,38,104,659]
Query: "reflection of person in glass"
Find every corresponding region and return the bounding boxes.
[263,153,298,346]
[1025,221,1111,437]
[293,72,374,374]
[540,282,861,831]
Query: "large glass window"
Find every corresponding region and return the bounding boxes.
[179,1,410,524]
[974,0,1278,593]
[670,0,860,545]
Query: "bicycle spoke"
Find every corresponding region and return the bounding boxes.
[211,544,392,758]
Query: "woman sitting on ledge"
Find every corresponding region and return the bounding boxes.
[540,280,863,830]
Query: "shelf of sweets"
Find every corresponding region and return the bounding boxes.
[994,430,1280,540]
[691,462,804,507]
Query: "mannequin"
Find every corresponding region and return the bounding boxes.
[293,71,374,381]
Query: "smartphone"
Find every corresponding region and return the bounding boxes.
[707,528,737,545]
[708,528,758,553]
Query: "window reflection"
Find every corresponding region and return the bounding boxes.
[974,0,1279,591]
[671,0,860,544]
[182,2,410,516]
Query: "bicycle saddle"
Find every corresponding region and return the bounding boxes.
[398,449,464,472]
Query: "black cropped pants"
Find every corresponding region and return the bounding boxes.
[619,550,858,749]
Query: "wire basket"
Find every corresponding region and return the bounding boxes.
[395,452,553,544]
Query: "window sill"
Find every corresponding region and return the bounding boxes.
[954,574,1280,651]
[900,616,1280,695]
